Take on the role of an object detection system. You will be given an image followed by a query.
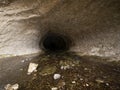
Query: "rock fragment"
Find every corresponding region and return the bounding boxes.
[4,83,19,90]
[95,79,104,83]
[51,87,58,90]
[72,81,76,84]
[53,74,61,80]
[27,63,38,75]
[61,65,70,70]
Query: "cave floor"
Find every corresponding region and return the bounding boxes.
[0,52,120,90]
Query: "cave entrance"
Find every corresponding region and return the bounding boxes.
[41,33,71,53]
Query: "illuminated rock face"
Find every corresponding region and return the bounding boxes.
[0,0,120,59]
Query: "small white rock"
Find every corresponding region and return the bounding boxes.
[5,83,19,90]
[80,78,83,81]
[95,79,104,83]
[83,83,89,87]
[27,63,38,75]
[61,65,70,70]
[86,83,89,86]
[106,83,109,86]
[51,87,58,90]
[53,74,61,80]
[72,81,76,84]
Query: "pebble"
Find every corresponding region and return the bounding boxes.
[4,83,19,90]
[53,74,61,80]
[51,87,58,90]
[106,83,109,86]
[72,81,76,84]
[95,79,104,83]
[86,83,89,86]
[83,83,89,87]
[61,65,70,70]
[80,78,83,81]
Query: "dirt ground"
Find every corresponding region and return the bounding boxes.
[0,52,120,90]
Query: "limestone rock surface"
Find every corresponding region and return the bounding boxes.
[0,0,120,60]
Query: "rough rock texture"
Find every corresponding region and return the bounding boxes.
[0,0,120,60]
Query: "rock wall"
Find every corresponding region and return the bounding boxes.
[0,0,120,60]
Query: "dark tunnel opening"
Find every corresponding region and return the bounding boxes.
[41,33,71,53]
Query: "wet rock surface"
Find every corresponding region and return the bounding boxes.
[0,53,120,90]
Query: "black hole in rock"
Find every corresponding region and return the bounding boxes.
[41,33,70,52]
